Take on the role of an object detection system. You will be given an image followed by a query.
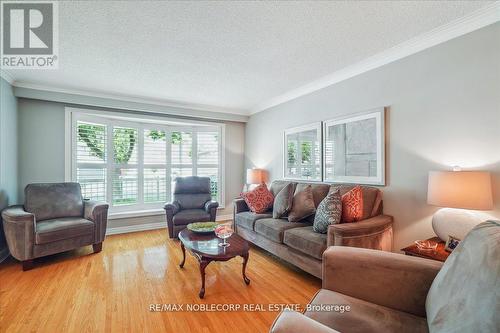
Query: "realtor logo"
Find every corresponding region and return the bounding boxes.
[1,1,58,69]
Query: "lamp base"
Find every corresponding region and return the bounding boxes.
[432,208,491,241]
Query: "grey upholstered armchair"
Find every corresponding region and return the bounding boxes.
[1,183,109,270]
[164,176,219,238]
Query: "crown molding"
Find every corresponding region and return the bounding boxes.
[250,2,500,114]
[12,81,249,116]
[0,70,15,85]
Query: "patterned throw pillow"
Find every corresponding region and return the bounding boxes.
[273,183,296,218]
[288,185,316,222]
[241,183,274,214]
[313,188,342,233]
[341,185,364,223]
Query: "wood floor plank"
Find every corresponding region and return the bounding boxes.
[0,229,321,333]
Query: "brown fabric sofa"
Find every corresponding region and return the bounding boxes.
[234,180,393,278]
[1,183,109,270]
[270,221,500,333]
[164,176,219,238]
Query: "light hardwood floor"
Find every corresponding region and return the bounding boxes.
[0,229,321,333]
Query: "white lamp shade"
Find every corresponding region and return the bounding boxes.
[427,171,493,210]
[246,169,266,184]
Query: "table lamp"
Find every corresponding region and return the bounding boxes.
[427,170,493,241]
[244,168,267,191]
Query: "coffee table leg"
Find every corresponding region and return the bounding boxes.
[179,242,186,268]
[241,252,250,285]
[199,259,210,299]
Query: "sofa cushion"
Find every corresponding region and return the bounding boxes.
[269,180,292,197]
[313,188,342,233]
[241,183,274,213]
[288,185,316,222]
[235,211,272,231]
[175,193,211,209]
[294,183,331,208]
[273,182,296,218]
[284,226,327,260]
[25,183,84,222]
[255,218,310,243]
[339,185,381,219]
[36,217,94,244]
[172,209,210,225]
[305,289,428,333]
[426,221,500,333]
[341,185,364,223]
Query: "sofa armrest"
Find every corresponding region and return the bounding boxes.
[327,215,393,250]
[322,246,442,317]
[270,310,339,333]
[233,198,249,214]
[1,205,36,261]
[84,200,109,243]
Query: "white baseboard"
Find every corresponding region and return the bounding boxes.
[106,221,166,235]
[106,214,233,235]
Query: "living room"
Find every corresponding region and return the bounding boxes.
[0,1,498,332]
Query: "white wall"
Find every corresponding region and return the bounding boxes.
[17,99,245,228]
[245,23,500,251]
[0,78,18,261]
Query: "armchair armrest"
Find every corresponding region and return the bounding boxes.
[164,201,180,215]
[164,201,181,238]
[1,205,36,261]
[204,201,219,212]
[270,310,339,333]
[84,200,109,243]
[327,214,393,250]
[322,246,442,317]
[205,200,218,221]
[233,197,249,214]
[84,200,109,221]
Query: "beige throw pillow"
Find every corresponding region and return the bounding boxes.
[288,185,316,222]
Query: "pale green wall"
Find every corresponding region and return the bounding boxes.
[18,99,66,197]
[245,23,500,251]
[0,77,18,261]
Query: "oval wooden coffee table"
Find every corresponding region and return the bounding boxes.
[178,228,250,298]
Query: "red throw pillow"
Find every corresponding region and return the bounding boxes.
[341,186,364,223]
[241,183,274,213]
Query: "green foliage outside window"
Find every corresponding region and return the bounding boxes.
[287,141,312,165]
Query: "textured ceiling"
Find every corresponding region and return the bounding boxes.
[3,1,494,114]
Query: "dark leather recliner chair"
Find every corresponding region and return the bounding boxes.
[1,183,109,270]
[164,176,219,238]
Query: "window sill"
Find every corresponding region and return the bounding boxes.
[108,206,226,220]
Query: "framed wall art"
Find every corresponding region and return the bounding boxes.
[283,122,322,181]
[322,108,385,185]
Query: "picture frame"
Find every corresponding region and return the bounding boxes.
[283,122,322,181]
[322,107,386,185]
[445,235,461,252]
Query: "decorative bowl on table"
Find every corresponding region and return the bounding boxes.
[187,222,218,234]
[214,224,234,247]
[415,239,438,251]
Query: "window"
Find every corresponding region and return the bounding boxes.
[283,123,322,181]
[69,109,224,213]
